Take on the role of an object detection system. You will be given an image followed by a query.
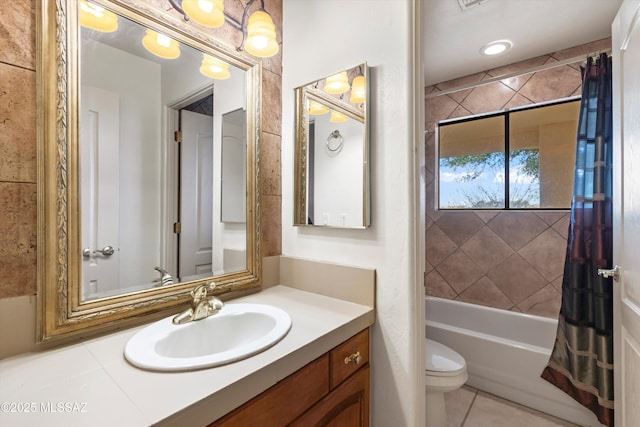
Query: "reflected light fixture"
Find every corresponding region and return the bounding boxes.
[308,100,329,115]
[330,110,348,123]
[324,72,350,95]
[79,0,118,32]
[169,0,279,59]
[480,39,513,56]
[181,0,225,28]
[142,29,181,59]
[199,54,230,79]
[350,75,366,103]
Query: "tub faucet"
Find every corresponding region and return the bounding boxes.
[153,266,174,287]
[172,282,224,325]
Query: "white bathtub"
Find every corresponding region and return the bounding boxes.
[425,296,604,427]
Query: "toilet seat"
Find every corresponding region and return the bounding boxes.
[425,339,466,377]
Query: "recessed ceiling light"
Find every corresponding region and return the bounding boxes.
[480,40,513,56]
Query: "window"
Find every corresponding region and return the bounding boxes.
[437,99,580,209]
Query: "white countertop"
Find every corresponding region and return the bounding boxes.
[0,285,374,427]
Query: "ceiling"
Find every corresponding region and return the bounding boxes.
[423,0,623,86]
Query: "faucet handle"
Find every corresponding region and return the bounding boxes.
[191,282,217,300]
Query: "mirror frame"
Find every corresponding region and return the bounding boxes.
[293,63,370,228]
[37,0,262,342]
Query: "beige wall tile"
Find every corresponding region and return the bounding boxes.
[0,0,35,70]
[0,63,36,183]
[261,194,282,257]
[260,132,282,196]
[0,182,37,298]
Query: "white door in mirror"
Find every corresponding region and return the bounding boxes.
[124,303,292,371]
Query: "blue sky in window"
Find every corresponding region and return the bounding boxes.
[439,155,540,208]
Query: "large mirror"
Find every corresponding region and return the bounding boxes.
[37,0,261,341]
[294,63,370,228]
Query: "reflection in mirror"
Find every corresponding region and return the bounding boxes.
[37,0,261,341]
[294,63,370,228]
[79,6,247,301]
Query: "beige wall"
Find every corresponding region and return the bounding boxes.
[0,0,282,346]
[425,38,610,318]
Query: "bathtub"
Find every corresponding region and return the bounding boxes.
[425,296,603,427]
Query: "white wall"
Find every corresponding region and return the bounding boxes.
[81,39,162,288]
[282,1,424,425]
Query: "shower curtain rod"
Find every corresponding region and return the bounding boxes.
[425,49,612,99]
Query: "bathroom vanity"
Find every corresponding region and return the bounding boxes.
[211,329,369,426]
[0,281,374,426]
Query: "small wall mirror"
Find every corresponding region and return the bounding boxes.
[38,0,261,341]
[294,63,370,228]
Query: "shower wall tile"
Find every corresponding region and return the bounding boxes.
[459,82,516,115]
[517,66,582,103]
[425,270,458,300]
[487,254,547,304]
[461,228,514,274]
[424,38,611,317]
[437,249,483,294]
[488,212,548,251]
[457,277,513,310]
[518,229,567,281]
[435,212,484,246]
[516,285,562,318]
[425,224,457,266]
[535,211,568,226]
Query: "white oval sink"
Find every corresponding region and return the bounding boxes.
[124,303,291,371]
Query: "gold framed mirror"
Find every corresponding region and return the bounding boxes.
[37,0,262,341]
[294,63,370,228]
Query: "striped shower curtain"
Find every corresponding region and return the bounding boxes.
[541,52,614,427]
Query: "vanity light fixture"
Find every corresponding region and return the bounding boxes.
[142,29,181,59]
[350,75,366,103]
[243,9,279,58]
[199,53,231,79]
[79,0,118,32]
[324,71,350,95]
[329,110,348,123]
[181,0,225,28]
[169,0,279,58]
[308,100,329,115]
[480,39,513,56]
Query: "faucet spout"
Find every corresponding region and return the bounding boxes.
[154,266,174,287]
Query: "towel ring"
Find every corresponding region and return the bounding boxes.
[326,130,344,156]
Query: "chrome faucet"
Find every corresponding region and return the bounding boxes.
[153,266,174,287]
[172,282,224,325]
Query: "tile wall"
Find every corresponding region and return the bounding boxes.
[0,0,283,301]
[424,38,611,317]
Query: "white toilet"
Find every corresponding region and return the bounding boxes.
[425,338,468,427]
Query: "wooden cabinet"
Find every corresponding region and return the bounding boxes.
[210,329,370,427]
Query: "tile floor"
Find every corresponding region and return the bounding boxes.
[444,385,580,427]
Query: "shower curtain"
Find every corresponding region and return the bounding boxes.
[541,53,614,427]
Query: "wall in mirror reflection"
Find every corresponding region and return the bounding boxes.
[308,115,364,227]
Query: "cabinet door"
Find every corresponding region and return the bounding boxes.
[290,365,370,427]
[210,355,329,427]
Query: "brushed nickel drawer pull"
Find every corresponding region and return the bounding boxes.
[344,351,362,365]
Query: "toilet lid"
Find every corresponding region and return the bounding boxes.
[425,339,466,376]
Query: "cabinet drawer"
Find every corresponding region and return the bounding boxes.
[329,328,369,388]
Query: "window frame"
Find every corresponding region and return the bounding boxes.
[435,96,581,211]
